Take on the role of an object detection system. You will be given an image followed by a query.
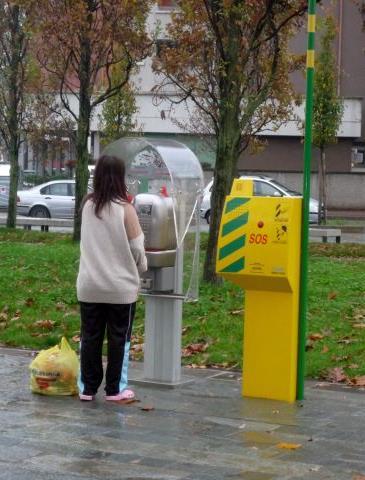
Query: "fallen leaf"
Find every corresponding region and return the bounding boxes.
[353,475,365,480]
[348,364,359,370]
[337,338,357,345]
[353,324,365,329]
[230,309,244,316]
[131,333,143,343]
[72,335,81,343]
[182,342,209,357]
[55,302,66,311]
[182,325,191,335]
[25,298,35,307]
[353,309,365,321]
[327,367,348,383]
[0,322,7,330]
[114,398,139,405]
[140,405,154,411]
[131,343,144,353]
[332,355,349,362]
[277,442,302,450]
[321,345,329,353]
[309,333,324,341]
[0,312,8,322]
[350,376,365,387]
[30,320,55,330]
[328,292,337,300]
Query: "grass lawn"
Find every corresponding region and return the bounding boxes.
[0,228,364,380]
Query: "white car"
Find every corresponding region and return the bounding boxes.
[17,180,80,218]
[0,164,10,209]
[200,176,320,224]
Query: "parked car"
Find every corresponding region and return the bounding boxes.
[200,175,320,224]
[17,180,90,218]
[0,164,10,209]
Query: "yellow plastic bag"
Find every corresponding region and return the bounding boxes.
[29,337,79,396]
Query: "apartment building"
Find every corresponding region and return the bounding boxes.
[134,0,365,210]
[12,1,365,209]
[139,1,364,172]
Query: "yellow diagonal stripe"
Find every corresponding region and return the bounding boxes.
[217,227,248,271]
[222,207,249,224]
[308,14,316,33]
[219,225,247,248]
[306,50,315,69]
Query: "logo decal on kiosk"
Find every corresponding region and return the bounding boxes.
[249,233,268,245]
[275,203,289,222]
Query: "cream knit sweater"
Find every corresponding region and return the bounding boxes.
[77,199,147,304]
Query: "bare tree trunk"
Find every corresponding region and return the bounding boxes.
[202,10,241,284]
[6,5,22,229]
[7,145,20,228]
[322,149,327,224]
[73,33,92,242]
[318,147,327,225]
[203,109,240,283]
[74,115,90,241]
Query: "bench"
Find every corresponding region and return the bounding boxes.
[0,217,73,232]
[309,227,341,244]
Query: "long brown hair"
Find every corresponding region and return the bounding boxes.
[90,155,129,217]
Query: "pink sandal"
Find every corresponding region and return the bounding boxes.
[105,389,135,401]
[79,394,94,401]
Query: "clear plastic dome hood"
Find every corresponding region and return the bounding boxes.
[102,137,205,247]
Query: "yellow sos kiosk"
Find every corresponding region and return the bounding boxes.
[216,179,302,403]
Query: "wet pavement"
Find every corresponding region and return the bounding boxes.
[1,348,364,479]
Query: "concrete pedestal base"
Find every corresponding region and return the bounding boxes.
[132,295,194,388]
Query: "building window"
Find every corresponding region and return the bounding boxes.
[157,0,177,9]
[352,145,365,170]
[155,38,176,57]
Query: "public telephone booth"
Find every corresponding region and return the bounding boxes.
[103,137,205,385]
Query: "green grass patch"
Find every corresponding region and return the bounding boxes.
[326,218,365,227]
[0,228,364,379]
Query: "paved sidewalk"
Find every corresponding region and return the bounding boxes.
[0,348,364,480]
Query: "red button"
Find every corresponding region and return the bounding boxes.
[257,221,264,228]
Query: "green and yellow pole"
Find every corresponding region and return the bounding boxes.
[297,0,316,401]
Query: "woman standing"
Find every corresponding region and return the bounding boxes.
[77,155,147,401]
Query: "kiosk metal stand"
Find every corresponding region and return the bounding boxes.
[131,246,193,387]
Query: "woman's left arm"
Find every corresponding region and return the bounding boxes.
[124,204,148,274]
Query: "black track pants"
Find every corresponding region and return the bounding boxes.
[78,302,136,396]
